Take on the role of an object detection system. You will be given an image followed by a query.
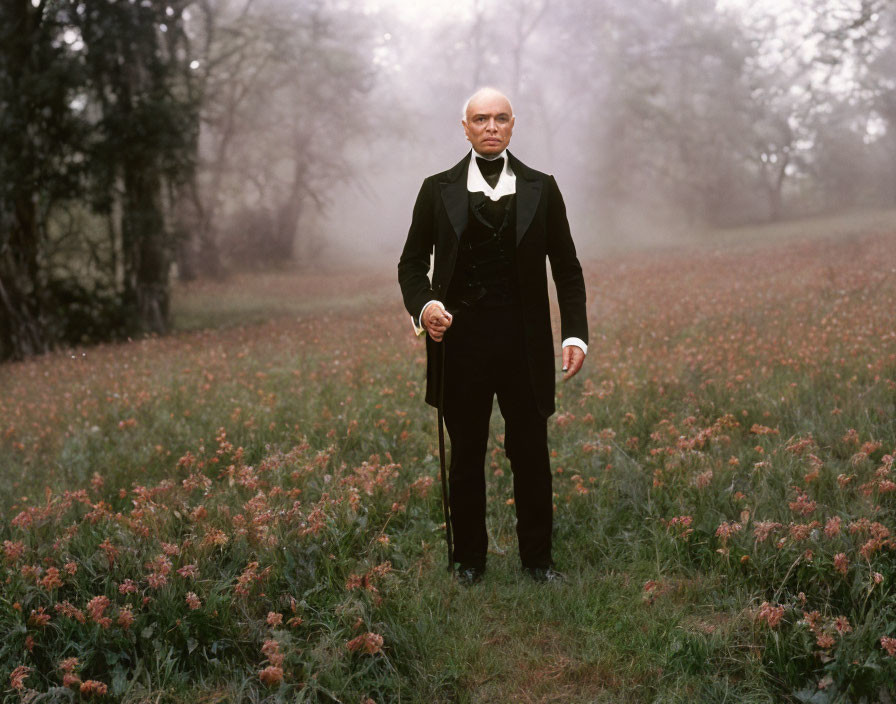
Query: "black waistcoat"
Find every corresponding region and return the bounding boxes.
[445,192,519,310]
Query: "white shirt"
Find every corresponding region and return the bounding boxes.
[467,148,517,201]
[413,149,587,355]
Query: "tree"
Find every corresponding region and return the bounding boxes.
[1,1,89,359]
[861,2,896,203]
[0,1,196,360]
[178,0,374,274]
[805,0,895,205]
[77,0,197,334]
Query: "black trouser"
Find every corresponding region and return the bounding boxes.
[442,303,553,570]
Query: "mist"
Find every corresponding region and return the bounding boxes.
[3,0,895,359]
[196,0,895,270]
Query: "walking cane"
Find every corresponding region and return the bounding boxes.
[436,336,454,573]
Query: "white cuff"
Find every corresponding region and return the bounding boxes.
[561,337,587,354]
[412,299,444,337]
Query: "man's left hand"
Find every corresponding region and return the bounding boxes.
[561,345,585,381]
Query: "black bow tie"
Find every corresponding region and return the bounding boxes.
[476,156,504,189]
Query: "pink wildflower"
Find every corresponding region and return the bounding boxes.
[10,665,30,690]
[833,553,849,576]
[346,632,384,655]
[757,602,785,628]
[259,666,283,686]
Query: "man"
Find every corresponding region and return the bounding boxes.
[397,87,588,584]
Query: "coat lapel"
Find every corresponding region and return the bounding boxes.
[440,151,542,245]
[509,152,542,246]
[440,154,470,240]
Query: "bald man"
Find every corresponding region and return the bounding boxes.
[398,87,588,584]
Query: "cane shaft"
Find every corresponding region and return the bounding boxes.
[437,338,453,572]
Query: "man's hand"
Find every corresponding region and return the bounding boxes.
[422,302,453,342]
[561,345,585,381]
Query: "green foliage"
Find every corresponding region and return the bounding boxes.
[0,1,197,361]
[1,231,895,701]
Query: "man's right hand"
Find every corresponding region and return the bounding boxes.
[422,301,453,342]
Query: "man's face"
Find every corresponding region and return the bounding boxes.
[462,93,515,156]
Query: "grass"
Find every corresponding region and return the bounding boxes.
[169,267,396,330]
[1,222,895,702]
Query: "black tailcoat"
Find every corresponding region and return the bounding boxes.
[397,151,588,418]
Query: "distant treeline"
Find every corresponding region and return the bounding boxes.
[1,0,894,361]
[433,0,896,230]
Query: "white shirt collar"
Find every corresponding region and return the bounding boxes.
[467,148,516,201]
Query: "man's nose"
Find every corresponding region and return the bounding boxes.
[486,118,498,131]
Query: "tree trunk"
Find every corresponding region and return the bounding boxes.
[0,0,51,360]
[122,163,170,335]
[274,195,302,264]
[0,250,49,360]
[274,140,312,263]
[767,185,783,222]
[767,155,788,222]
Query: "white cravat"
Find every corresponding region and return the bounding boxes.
[467,148,516,200]
[412,150,587,356]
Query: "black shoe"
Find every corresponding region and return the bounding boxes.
[523,566,565,583]
[456,564,485,586]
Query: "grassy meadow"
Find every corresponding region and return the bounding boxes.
[1,223,896,703]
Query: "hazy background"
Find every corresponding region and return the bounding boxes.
[2,0,895,359]
[308,0,896,263]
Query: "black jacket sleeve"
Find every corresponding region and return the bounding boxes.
[397,178,438,328]
[545,175,588,344]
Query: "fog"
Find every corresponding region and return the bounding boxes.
[171,0,895,276]
[4,0,893,360]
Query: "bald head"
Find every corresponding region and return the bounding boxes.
[461,87,515,157]
[462,87,514,121]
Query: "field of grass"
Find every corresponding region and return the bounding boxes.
[1,225,895,703]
